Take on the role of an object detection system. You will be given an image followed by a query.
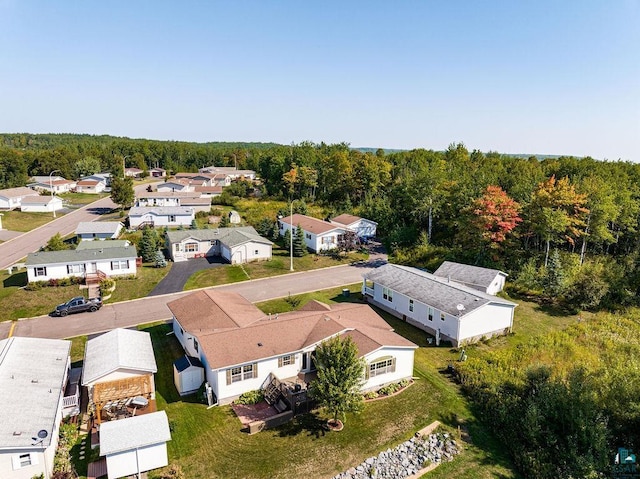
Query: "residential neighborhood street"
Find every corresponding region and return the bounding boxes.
[4,262,379,341]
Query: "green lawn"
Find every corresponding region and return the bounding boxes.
[0,262,171,321]
[184,246,368,290]
[101,263,172,303]
[0,210,57,231]
[60,192,109,206]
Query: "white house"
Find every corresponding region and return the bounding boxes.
[80,173,111,188]
[165,226,273,263]
[128,206,195,228]
[99,411,171,479]
[82,328,157,425]
[25,244,138,283]
[135,191,200,208]
[193,185,223,198]
[0,337,72,479]
[363,263,517,347]
[168,291,417,405]
[29,179,76,194]
[174,173,217,186]
[331,214,378,239]
[75,221,124,241]
[199,166,257,181]
[173,355,205,396]
[124,168,143,179]
[433,261,508,295]
[0,187,41,210]
[20,196,64,213]
[278,214,348,253]
[156,181,195,193]
[75,179,106,194]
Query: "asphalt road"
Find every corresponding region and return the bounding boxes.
[5,262,379,340]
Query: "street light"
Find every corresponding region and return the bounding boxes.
[290,201,294,271]
[49,170,61,218]
[121,155,130,179]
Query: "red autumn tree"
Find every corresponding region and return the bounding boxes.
[471,185,522,248]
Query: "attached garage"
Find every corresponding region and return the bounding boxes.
[173,355,204,396]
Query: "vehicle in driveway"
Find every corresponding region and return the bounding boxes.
[52,296,103,317]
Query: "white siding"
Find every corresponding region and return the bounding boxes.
[486,275,506,295]
[280,221,344,253]
[458,302,514,343]
[129,212,194,228]
[229,242,272,263]
[20,198,63,212]
[106,442,168,479]
[362,347,415,390]
[27,257,136,283]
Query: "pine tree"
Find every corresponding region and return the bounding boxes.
[154,250,167,268]
[283,229,291,250]
[544,249,566,298]
[271,222,281,242]
[219,214,230,228]
[44,233,69,251]
[293,224,307,257]
[138,228,157,262]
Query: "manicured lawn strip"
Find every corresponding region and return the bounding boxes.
[60,192,109,206]
[184,246,367,290]
[0,210,57,231]
[104,263,172,303]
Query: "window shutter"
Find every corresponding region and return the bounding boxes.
[278,357,283,368]
[364,364,370,380]
[226,369,232,385]
[253,363,258,378]
[30,453,39,465]
[391,357,396,373]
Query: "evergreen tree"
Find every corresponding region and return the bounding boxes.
[153,250,167,268]
[138,228,157,262]
[271,222,281,242]
[190,219,197,229]
[256,217,273,237]
[544,249,566,298]
[283,228,291,250]
[44,233,69,251]
[219,214,230,228]
[293,224,307,256]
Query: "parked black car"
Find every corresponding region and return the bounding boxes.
[52,296,102,317]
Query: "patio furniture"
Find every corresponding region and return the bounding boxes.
[131,396,149,408]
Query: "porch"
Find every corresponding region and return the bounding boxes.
[90,398,157,449]
[90,374,155,425]
[62,367,82,418]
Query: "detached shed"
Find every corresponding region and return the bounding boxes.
[173,355,204,396]
[228,210,241,224]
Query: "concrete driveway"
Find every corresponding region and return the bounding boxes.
[148,257,226,296]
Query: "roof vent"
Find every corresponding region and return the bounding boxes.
[31,379,38,383]
[13,431,21,436]
[258,343,263,347]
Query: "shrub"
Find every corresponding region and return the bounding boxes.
[100,278,116,292]
[284,294,301,308]
[364,391,379,400]
[236,390,264,405]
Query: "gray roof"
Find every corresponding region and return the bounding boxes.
[76,240,131,250]
[364,263,516,317]
[0,337,71,449]
[129,206,194,217]
[0,187,40,199]
[433,261,507,290]
[99,411,171,456]
[26,246,137,266]
[174,355,203,373]
[21,195,62,204]
[75,221,123,235]
[82,328,157,385]
[166,226,272,248]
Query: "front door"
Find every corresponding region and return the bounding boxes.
[87,262,97,274]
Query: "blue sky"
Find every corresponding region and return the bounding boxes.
[1,1,638,160]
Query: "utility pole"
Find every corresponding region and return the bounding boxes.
[290,201,294,271]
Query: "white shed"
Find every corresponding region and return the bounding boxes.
[228,210,241,224]
[20,196,63,213]
[99,411,171,479]
[173,355,204,396]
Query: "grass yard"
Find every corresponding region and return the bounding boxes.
[64,287,582,479]
[103,263,172,303]
[60,192,109,206]
[184,246,368,290]
[0,210,57,231]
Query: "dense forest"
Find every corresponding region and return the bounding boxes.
[3,133,640,311]
[3,133,640,477]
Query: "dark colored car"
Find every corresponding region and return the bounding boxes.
[52,296,102,317]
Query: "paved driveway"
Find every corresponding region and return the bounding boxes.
[148,257,225,296]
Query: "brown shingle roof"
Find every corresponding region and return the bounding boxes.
[0,187,39,199]
[331,214,362,226]
[193,186,223,194]
[280,214,343,235]
[77,180,100,186]
[168,291,265,333]
[178,297,417,369]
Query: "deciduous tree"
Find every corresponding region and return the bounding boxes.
[469,185,521,249]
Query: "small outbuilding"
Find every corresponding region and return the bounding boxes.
[173,355,204,396]
[99,411,171,479]
[228,210,241,224]
[20,195,64,213]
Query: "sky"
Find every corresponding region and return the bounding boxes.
[0,1,638,161]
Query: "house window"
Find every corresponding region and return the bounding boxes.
[368,357,395,378]
[441,312,446,321]
[19,454,32,467]
[35,267,47,277]
[168,215,176,223]
[383,287,393,302]
[409,299,414,312]
[278,355,293,367]
[228,363,257,384]
[428,307,433,321]
[185,243,199,252]
[254,249,259,255]
[305,233,311,240]
[67,264,85,274]
[111,260,129,270]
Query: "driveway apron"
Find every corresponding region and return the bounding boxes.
[148,257,224,296]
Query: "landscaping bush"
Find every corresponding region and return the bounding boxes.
[99,278,116,292]
[26,281,47,291]
[364,391,379,400]
[236,390,264,405]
